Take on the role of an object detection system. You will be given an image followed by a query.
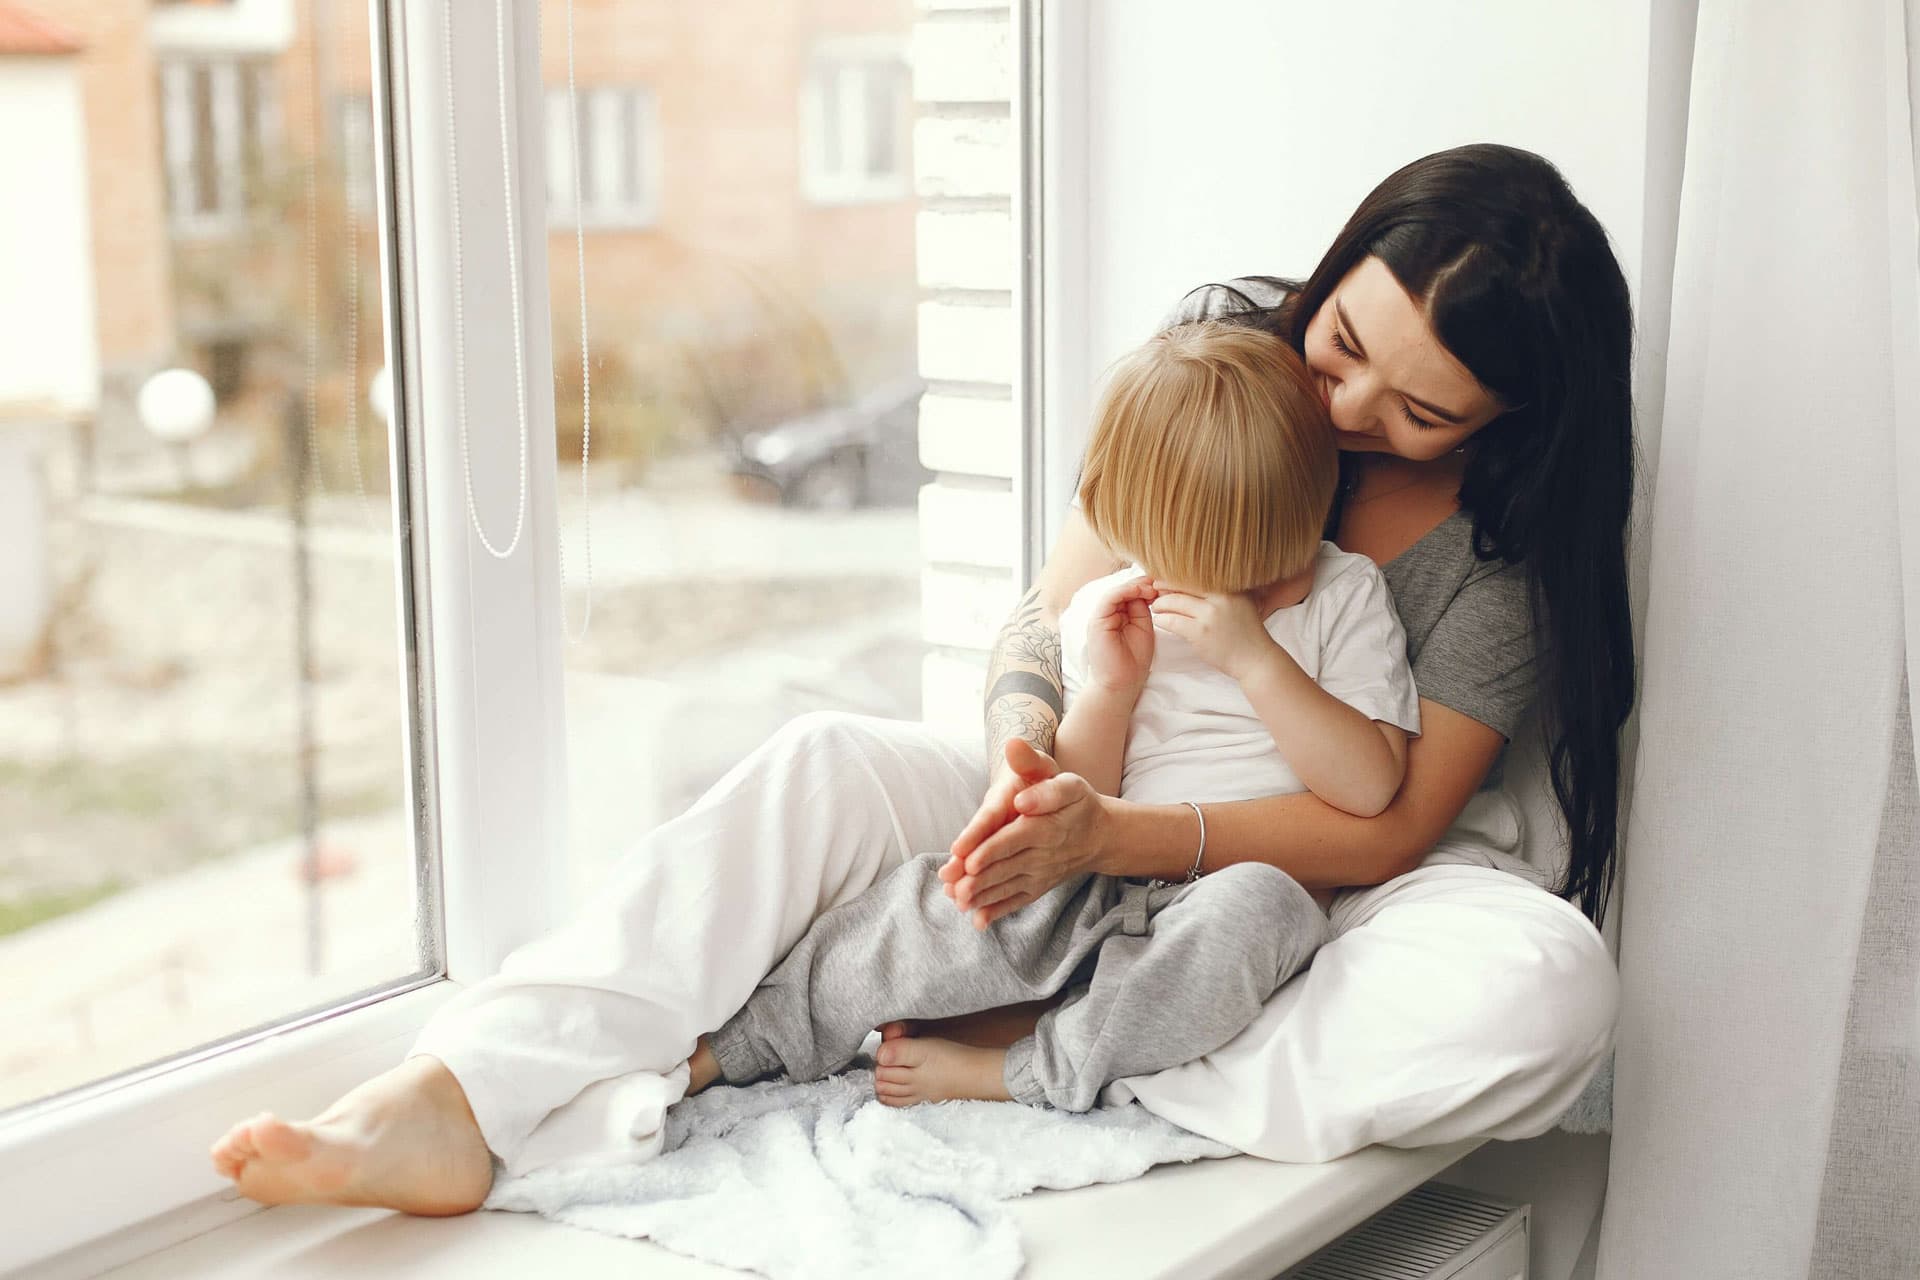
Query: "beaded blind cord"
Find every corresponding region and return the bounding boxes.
[446,0,595,640]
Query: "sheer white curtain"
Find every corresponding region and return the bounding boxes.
[1598,0,1920,1275]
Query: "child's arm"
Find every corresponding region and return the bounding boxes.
[1150,587,1409,818]
[1052,688,1135,798]
[1055,577,1159,797]
[1237,654,1408,817]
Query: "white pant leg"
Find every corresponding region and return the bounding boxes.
[1102,864,1618,1162]
[410,711,986,1174]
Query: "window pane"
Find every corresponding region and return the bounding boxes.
[537,3,1017,904]
[864,62,900,179]
[0,1,425,1114]
[818,66,844,176]
[577,88,599,212]
[619,90,641,208]
[590,87,623,216]
[545,88,574,217]
[190,64,220,217]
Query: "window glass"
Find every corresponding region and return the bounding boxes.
[547,86,657,225]
[0,1,424,1114]
[539,3,1017,902]
[804,50,910,201]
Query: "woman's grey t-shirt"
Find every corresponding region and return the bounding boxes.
[1165,279,1540,792]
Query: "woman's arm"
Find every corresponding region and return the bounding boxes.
[980,509,1123,778]
[950,699,1503,923]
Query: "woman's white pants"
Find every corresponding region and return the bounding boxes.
[410,712,1617,1176]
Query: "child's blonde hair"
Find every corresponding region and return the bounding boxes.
[1079,322,1337,594]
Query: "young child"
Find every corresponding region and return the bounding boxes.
[687,321,1420,1112]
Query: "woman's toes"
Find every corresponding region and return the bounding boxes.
[249,1116,312,1163]
[215,1116,264,1164]
[877,1021,916,1042]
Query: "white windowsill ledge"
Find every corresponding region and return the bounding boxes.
[79,1136,1481,1279]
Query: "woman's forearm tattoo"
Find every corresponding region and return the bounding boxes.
[983,586,1064,764]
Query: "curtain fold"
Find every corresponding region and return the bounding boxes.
[1598,0,1920,1275]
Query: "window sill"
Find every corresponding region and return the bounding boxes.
[2,980,456,1275]
[73,1136,1481,1279]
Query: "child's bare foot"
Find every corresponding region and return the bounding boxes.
[879,1001,1046,1050]
[874,1035,1013,1106]
[686,1036,721,1094]
[207,1055,493,1216]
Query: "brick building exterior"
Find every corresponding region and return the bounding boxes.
[23,0,922,463]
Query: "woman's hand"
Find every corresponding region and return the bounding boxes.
[1149,588,1278,683]
[1085,578,1158,695]
[940,762,1114,928]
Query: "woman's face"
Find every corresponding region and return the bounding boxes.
[1301,256,1504,460]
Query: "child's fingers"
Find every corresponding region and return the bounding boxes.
[1152,611,1196,642]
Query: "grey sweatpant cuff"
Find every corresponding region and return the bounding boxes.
[1003,1034,1051,1107]
[710,1014,776,1085]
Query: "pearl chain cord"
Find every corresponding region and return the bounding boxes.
[447,0,594,640]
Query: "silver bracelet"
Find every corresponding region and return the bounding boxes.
[1180,801,1206,883]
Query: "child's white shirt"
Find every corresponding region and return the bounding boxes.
[1059,542,1421,808]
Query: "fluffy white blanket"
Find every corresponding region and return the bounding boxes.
[484,1067,1232,1280]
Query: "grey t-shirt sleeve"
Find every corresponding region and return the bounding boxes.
[1411,557,1538,739]
[1158,276,1296,330]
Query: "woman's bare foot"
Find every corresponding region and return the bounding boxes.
[874,1035,1013,1106]
[208,1055,493,1216]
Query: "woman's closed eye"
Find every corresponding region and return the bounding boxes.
[1328,322,1442,431]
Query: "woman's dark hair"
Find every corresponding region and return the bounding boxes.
[1212,144,1636,927]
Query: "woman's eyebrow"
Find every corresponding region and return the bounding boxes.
[1334,300,1369,358]
[1337,297,1470,424]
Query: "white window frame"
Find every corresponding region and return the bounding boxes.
[801,36,912,205]
[0,2,570,1271]
[3,0,1057,1269]
[159,55,278,237]
[545,84,661,229]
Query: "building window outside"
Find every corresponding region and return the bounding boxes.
[338,93,375,218]
[159,57,277,233]
[803,48,910,204]
[545,85,659,228]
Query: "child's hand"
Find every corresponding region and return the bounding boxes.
[1149,588,1277,682]
[1085,578,1158,694]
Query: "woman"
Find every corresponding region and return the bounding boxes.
[211,143,1632,1215]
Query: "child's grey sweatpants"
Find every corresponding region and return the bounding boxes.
[709,851,1329,1112]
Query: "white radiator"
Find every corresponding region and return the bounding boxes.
[1278,1181,1530,1280]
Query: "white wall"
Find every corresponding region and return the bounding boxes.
[0,59,99,416]
[1059,0,1654,511]
[1051,10,1664,1276]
